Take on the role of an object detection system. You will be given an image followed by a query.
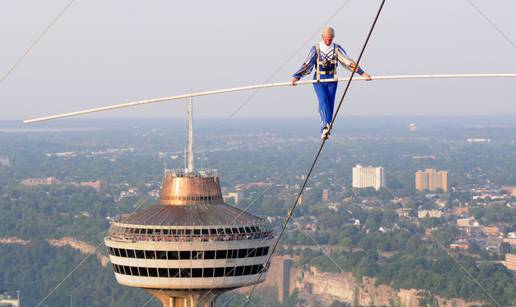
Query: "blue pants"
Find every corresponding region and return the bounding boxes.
[313,75,338,132]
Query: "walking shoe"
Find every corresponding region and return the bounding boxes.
[321,125,330,140]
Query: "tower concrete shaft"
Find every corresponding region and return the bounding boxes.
[148,289,224,307]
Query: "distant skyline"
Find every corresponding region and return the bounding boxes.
[0,0,515,121]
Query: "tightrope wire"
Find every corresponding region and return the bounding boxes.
[0,0,76,87]
[242,1,386,305]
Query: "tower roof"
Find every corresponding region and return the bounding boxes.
[115,169,264,227]
[118,203,263,226]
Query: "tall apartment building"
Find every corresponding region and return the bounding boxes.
[415,169,448,192]
[352,165,385,191]
[503,254,516,272]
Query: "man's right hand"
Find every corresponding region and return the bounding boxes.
[291,77,299,86]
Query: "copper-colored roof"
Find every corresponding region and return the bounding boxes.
[159,172,223,206]
[117,170,265,226]
[119,203,262,226]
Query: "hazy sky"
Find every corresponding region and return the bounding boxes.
[0,0,515,121]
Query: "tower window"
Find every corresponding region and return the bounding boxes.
[203,268,214,277]
[251,265,259,275]
[235,266,244,276]
[256,247,264,256]
[167,251,178,260]
[156,251,167,260]
[169,268,179,277]
[126,249,135,258]
[214,268,224,277]
[204,250,215,259]
[192,251,203,260]
[225,267,235,277]
[244,266,252,275]
[148,268,158,277]
[139,267,149,277]
[238,249,247,258]
[179,251,191,260]
[192,268,203,278]
[227,249,236,259]
[145,250,156,259]
[215,250,227,259]
[180,268,191,278]
[158,268,168,277]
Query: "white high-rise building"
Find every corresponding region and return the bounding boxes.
[352,165,385,191]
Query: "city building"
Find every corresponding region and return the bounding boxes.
[277,257,294,304]
[20,177,59,186]
[79,180,103,192]
[457,217,479,228]
[0,155,10,167]
[417,210,443,219]
[481,226,502,237]
[503,254,516,272]
[0,292,20,307]
[415,169,448,192]
[467,138,491,143]
[453,207,469,216]
[450,241,470,250]
[502,186,516,197]
[322,189,331,203]
[352,165,385,191]
[396,208,412,219]
[105,169,274,306]
[223,192,242,204]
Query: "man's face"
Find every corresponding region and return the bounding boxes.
[322,33,334,46]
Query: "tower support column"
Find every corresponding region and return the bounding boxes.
[147,289,223,307]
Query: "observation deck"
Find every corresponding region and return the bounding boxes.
[105,169,274,307]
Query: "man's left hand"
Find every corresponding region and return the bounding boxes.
[362,73,372,81]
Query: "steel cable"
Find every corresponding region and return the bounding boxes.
[241,1,386,305]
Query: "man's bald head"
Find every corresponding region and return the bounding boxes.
[322,27,335,38]
[322,27,335,45]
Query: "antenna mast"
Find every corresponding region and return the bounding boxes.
[186,97,194,172]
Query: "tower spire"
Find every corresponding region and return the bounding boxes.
[186,97,194,172]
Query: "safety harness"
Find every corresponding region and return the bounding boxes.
[315,44,338,81]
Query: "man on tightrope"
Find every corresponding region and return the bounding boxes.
[292,27,372,140]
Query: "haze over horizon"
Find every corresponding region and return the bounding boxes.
[1,0,515,121]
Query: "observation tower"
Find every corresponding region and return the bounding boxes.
[104,99,274,307]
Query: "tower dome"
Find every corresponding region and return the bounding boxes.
[105,169,274,307]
